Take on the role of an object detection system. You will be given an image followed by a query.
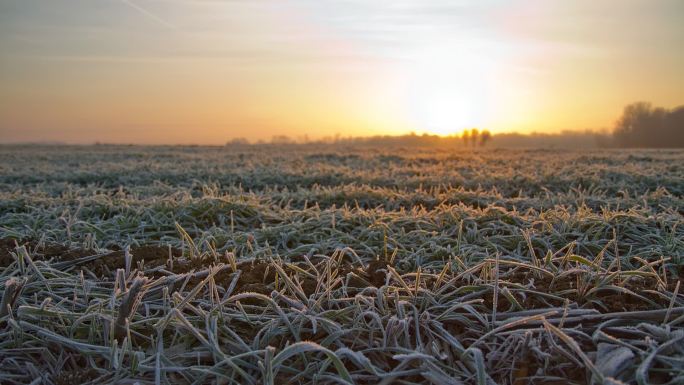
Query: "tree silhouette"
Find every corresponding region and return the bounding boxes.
[470,128,479,147]
[479,130,492,146]
[461,130,470,147]
[613,102,684,147]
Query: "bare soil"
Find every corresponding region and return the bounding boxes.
[0,238,181,277]
[1,237,673,315]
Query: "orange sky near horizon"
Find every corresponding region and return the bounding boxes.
[1,0,683,144]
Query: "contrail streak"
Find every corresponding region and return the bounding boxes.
[120,0,177,29]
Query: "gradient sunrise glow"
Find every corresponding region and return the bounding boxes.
[1,0,683,144]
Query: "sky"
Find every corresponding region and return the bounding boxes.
[1,0,683,144]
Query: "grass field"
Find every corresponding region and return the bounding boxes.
[0,144,682,385]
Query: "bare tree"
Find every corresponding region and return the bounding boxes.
[479,130,492,146]
[461,130,471,147]
[470,128,479,147]
[613,102,684,148]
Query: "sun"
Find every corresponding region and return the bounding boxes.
[415,90,478,136]
[403,44,495,136]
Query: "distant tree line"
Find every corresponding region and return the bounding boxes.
[225,102,683,148]
[612,102,684,148]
